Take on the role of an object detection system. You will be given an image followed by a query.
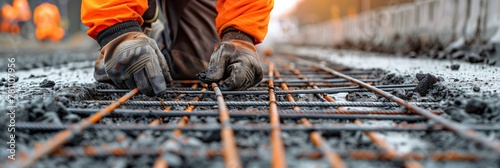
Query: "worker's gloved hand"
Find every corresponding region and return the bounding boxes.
[96,31,173,96]
[197,28,263,90]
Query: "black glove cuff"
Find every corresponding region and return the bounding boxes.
[142,0,159,24]
[97,20,142,47]
[222,27,255,44]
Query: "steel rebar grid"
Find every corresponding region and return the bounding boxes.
[147,83,198,168]
[283,59,427,168]
[65,109,427,121]
[298,57,500,152]
[140,84,197,167]
[275,69,345,168]
[285,56,495,165]
[354,117,423,168]
[96,84,418,95]
[153,84,207,168]
[354,120,401,156]
[85,100,436,107]
[289,65,424,168]
[267,61,288,167]
[173,85,207,136]
[212,83,242,167]
[12,88,139,168]
[163,78,381,84]
[11,54,500,167]
[67,108,443,116]
[293,57,425,167]
[51,145,492,161]
[17,122,500,132]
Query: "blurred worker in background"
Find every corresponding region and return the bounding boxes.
[82,0,273,96]
[34,2,64,41]
[13,0,30,34]
[1,3,20,34]
[0,0,31,37]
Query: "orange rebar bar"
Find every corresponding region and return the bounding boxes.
[289,64,424,167]
[430,151,482,161]
[173,84,207,137]
[152,84,198,125]
[354,120,398,159]
[302,58,500,151]
[16,88,139,168]
[303,65,423,167]
[343,74,399,160]
[154,84,205,168]
[404,160,423,168]
[53,144,487,161]
[276,71,345,168]
[149,84,197,168]
[267,61,288,168]
[153,158,169,168]
[212,83,242,168]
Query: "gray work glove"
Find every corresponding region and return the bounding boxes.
[197,28,263,90]
[96,32,173,96]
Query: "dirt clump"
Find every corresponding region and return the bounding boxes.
[40,79,56,88]
[414,73,438,96]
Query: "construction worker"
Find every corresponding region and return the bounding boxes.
[13,0,30,34]
[33,2,64,41]
[1,4,20,34]
[82,0,273,96]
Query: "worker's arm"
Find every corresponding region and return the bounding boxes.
[81,0,172,96]
[215,0,274,44]
[81,0,148,39]
[198,0,273,90]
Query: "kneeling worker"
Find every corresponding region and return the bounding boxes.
[81,0,274,96]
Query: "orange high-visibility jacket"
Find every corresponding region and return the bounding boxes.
[13,0,31,21]
[34,3,64,41]
[81,0,274,44]
[1,4,20,34]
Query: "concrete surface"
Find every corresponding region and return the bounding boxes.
[278,45,500,96]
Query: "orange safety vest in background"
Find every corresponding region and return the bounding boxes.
[81,0,274,44]
[13,0,31,22]
[1,4,20,34]
[34,2,65,41]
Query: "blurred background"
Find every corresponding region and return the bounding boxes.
[0,0,94,52]
[1,0,500,62]
[270,0,500,59]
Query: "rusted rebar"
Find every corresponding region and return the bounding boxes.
[172,84,207,136]
[355,119,423,167]
[154,84,206,168]
[152,84,198,126]
[52,145,491,161]
[18,122,500,132]
[287,64,421,167]
[14,88,139,168]
[67,108,443,116]
[267,61,288,168]
[86,100,436,107]
[301,58,500,152]
[96,84,417,94]
[212,83,242,168]
[166,78,380,84]
[150,83,198,168]
[66,108,426,121]
[354,120,398,159]
[276,69,345,168]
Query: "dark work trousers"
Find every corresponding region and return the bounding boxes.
[144,0,220,80]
